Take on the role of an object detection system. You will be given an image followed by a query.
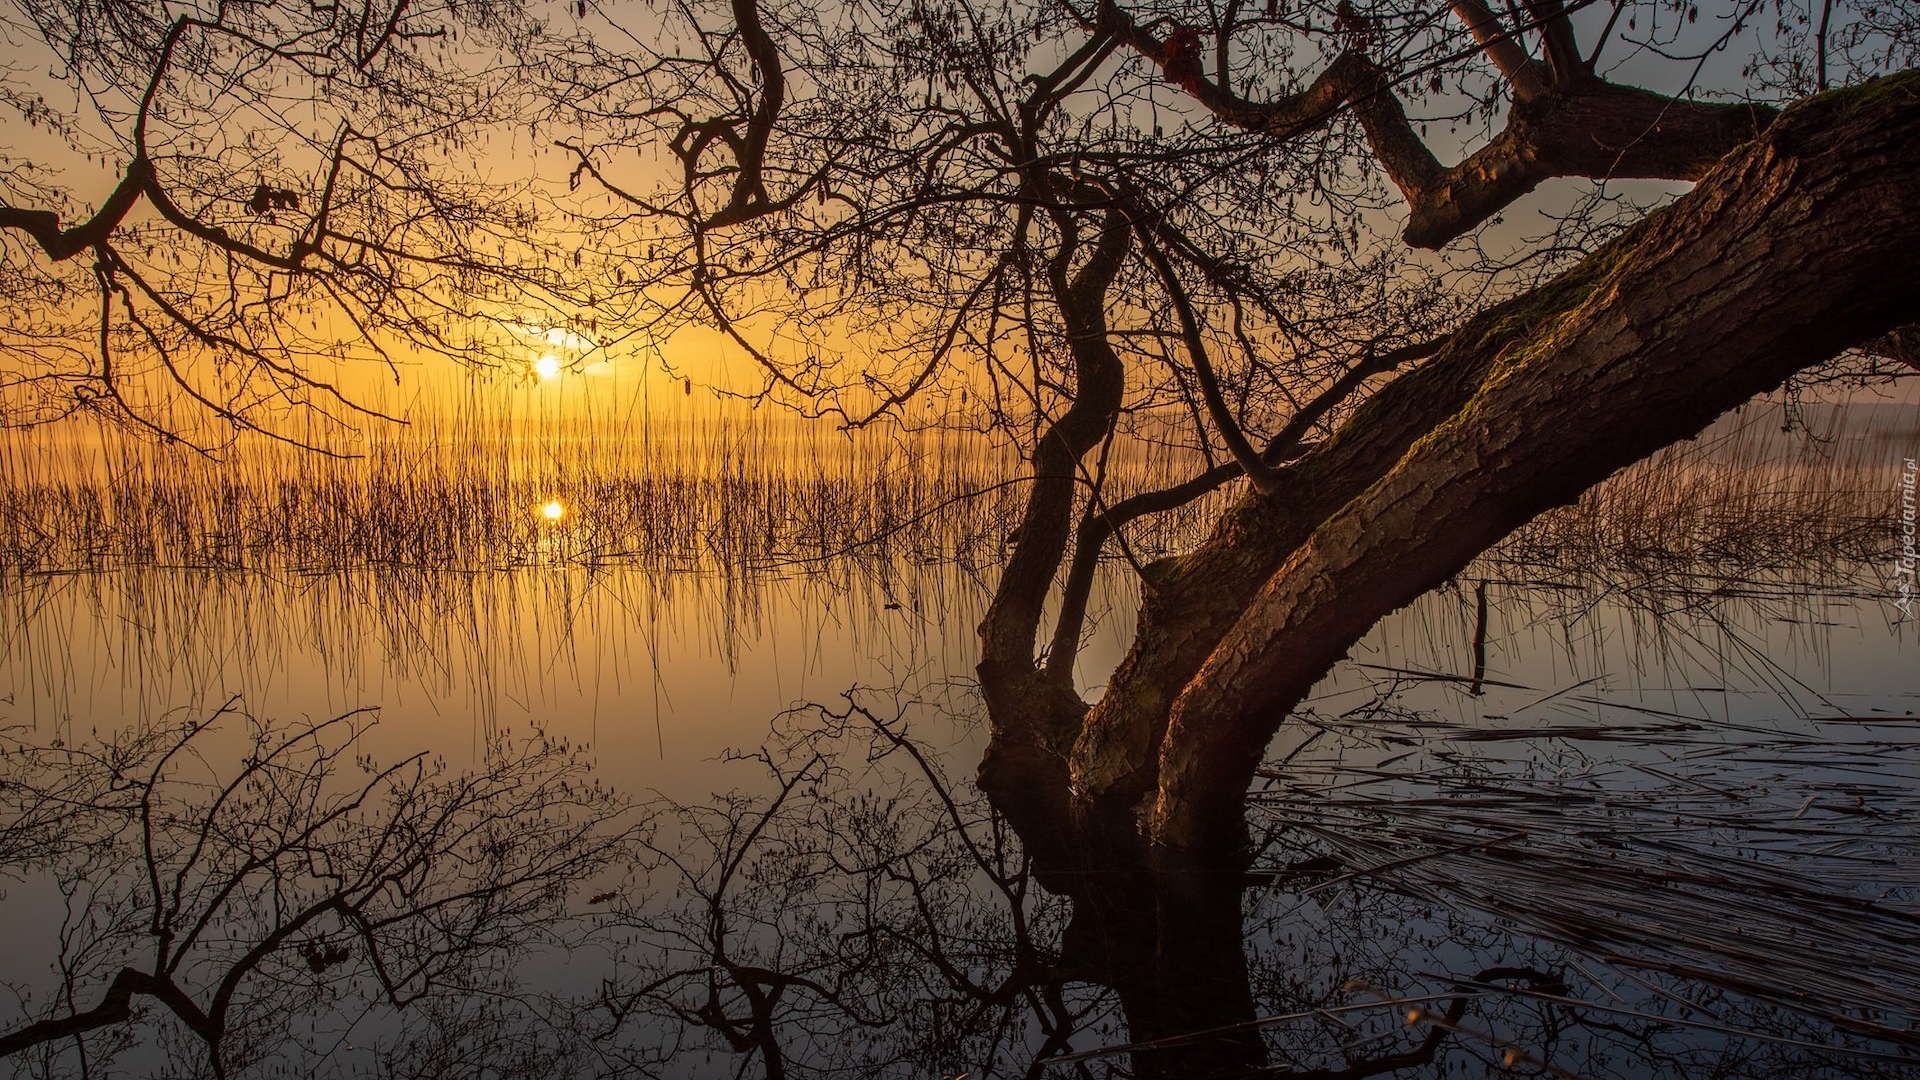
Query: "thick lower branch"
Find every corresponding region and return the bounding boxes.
[1067,277,1591,821]
[979,216,1128,693]
[0,158,153,261]
[1387,77,1776,248]
[1041,336,1436,684]
[1044,462,1242,684]
[1151,73,1920,851]
[976,206,1129,823]
[0,967,216,1058]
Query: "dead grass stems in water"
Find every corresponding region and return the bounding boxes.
[3,390,1904,589]
[0,398,1230,579]
[1503,398,1907,579]
[1242,398,1920,1068]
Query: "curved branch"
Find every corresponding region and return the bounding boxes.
[1039,332,1436,685]
[0,158,153,261]
[701,0,788,228]
[979,205,1130,700]
[0,967,215,1059]
[1151,74,1920,851]
[1043,461,1241,683]
[975,199,1132,865]
[1102,0,1777,247]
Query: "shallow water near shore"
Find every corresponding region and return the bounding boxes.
[1,386,1916,1077]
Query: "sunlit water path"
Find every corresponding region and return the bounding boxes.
[1,390,1917,1075]
[5,395,1912,773]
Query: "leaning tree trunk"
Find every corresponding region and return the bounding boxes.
[1053,71,1920,855]
[976,70,1920,1076]
[1134,72,1920,853]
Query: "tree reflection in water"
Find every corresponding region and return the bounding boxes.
[4,689,1917,1078]
[0,701,634,1078]
[592,691,1094,1077]
[592,691,1919,1079]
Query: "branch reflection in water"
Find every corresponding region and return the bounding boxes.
[4,663,1917,1077]
[0,395,1916,1077]
[0,700,635,1078]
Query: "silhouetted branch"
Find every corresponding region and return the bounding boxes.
[0,700,633,1074]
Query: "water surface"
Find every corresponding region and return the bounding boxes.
[1,389,1916,1077]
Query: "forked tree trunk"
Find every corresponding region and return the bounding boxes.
[976,70,1920,1075]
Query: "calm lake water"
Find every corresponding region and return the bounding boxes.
[1,388,1916,1077]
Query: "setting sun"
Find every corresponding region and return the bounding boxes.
[1,0,1911,1068]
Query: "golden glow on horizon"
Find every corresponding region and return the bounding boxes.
[534,354,563,380]
[540,499,566,521]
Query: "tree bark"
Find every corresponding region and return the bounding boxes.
[1142,72,1920,851]
[973,71,1920,1074]
[985,73,1920,849]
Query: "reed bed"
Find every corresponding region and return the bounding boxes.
[0,412,1013,575]
[0,396,1234,577]
[1242,396,1919,1059]
[3,391,1907,583]
[1506,398,1909,575]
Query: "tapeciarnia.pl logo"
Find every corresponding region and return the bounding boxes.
[1897,457,1917,619]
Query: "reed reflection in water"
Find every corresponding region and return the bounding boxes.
[0,388,1916,1076]
[0,394,1218,783]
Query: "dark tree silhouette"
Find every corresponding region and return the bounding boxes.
[553,0,1920,1071]
[0,0,562,447]
[0,700,633,1078]
[4,0,1917,1073]
[584,690,1920,1078]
